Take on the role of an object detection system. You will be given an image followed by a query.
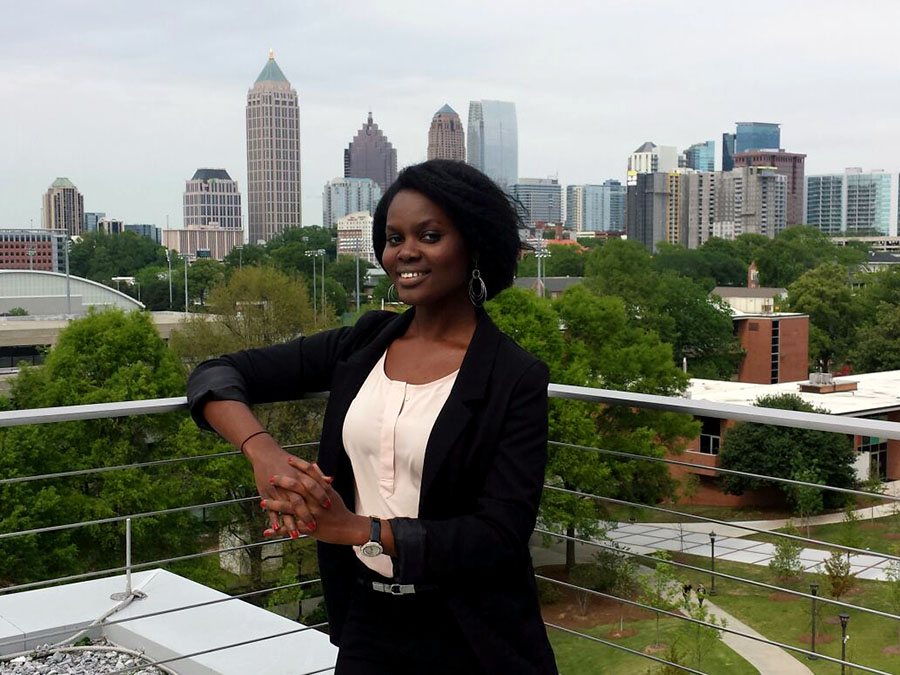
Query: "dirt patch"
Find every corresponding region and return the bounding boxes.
[882,645,900,655]
[769,591,800,603]
[643,643,669,654]
[859,522,886,531]
[537,564,655,631]
[605,628,638,639]
[884,533,900,540]
[823,616,842,625]
[798,633,835,645]
[842,585,864,597]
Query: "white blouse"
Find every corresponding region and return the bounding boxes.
[342,348,459,577]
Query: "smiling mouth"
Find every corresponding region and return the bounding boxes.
[398,271,428,280]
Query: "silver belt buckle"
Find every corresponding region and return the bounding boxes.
[372,581,415,595]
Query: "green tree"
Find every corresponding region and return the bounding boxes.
[677,598,727,669]
[639,551,680,648]
[768,521,803,581]
[790,468,825,537]
[223,244,269,271]
[0,309,217,584]
[327,254,372,304]
[719,394,855,509]
[851,303,900,373]
[653,243,747,288]
[823,550,855,599]
[487,286,698,571]
[187,259,226,307]
[755,225,866,287]
[372,276,395,304]
[783,263,862,370]
[68,232,167,283]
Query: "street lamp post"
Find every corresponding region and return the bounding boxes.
[708,531,717,596]
[63,232,71,316]
[305,249,318,324]
[535,245,551,299]
[165,249,173,309]
[809,582,819,659]
[320,248,326,316]
[183,254,190,315]
[839,613,850,675]
[27,249,36,271]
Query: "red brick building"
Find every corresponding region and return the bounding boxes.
[0,230,63,272]
[734,313,809,384]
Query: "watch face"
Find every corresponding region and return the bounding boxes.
[360,542,384,558]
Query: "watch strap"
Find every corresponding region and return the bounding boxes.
[369,516,382,545]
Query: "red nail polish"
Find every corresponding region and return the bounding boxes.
[308,522,317,532]
[290,530,299,540]
[268,477,275,484]
[260,500,267,509]
[273,523,279,531]
[287,456,293,463]
[263,529,271,537]
[323,499,331,509]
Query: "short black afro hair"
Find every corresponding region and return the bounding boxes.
[372,160,525,301]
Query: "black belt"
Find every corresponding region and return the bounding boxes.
[356,576,439,595]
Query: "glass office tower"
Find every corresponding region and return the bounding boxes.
[467,100,518,187]
[735,122,781,153]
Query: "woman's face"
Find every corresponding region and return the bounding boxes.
[382,189,470,308]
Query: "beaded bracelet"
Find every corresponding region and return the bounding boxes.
[239,430,270,456]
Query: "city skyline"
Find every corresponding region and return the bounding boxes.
[2,2,900,231]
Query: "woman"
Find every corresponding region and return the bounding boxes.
[187,160,558,674]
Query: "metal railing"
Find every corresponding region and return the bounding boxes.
[1,388,899,674]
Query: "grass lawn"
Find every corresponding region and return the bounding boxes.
[548,616,759,674]
[746,511,900,556]
[672,552,900,674]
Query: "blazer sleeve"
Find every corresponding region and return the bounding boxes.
[186,313,386,430]
[389,359,549,584]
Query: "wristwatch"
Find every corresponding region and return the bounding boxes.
[359,516,384,557]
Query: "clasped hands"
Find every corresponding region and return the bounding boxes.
[253,448,365,546]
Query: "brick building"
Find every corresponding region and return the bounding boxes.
[0,230,64,272]
[733,150,806,226]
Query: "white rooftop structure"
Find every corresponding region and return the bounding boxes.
[0,270,144,315]
[0,569,337,674]
[689,370,900,417]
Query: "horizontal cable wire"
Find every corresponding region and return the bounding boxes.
[0,496,258,541]
[536,528,900,623]
[0,534,307,595]
[107,622,331,675]
[0,578,322,651]
[549,440,900,504]
[0,442,318,487]
[544,622,707,675]
[544,484,900,565]
[537,575,890,675]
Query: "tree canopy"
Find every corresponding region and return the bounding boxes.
[718,393,855,510]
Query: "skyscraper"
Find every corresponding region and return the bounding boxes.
[566,181,626,232]
[322,177,382,228]
[735,122,781,153]
[246,50,302,245]
[722,133,736,172]
[628,142,679,174]
[344,112,398,193]
[42,178,84,236]
[806,169,899,237]
[427,104,465,161]
[683,141,716,172]
[466,100,518,187]
[510,179,562,227]
[184,169,242,230]
[733,150,806,226]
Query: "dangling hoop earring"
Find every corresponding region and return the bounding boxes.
[388,283,397,302]
[468,267,487,307]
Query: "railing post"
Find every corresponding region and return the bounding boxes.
[839,613,849,675]
[111,517,145,601]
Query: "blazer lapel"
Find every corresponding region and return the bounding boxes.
[419,310,502,500]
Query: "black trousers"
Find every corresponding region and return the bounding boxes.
[334,566,484,675]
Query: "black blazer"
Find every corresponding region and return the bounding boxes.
[187,308,558,674]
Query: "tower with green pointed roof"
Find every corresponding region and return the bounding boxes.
[246,49,302,244]
[42,177,84,236]
[427,104,465,162]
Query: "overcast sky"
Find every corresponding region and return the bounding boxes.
[3,0,899,231]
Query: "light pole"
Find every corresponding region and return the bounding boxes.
[183,254,190,315]
[809,582,819,659]
[305,249,318,324]
[839,613,850,675]
[27,249,36,271]
[164,249,173,309]
[320,248,326,315]
[535,242,550,299]
[235,245,243,270]
[708,531,717,596]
